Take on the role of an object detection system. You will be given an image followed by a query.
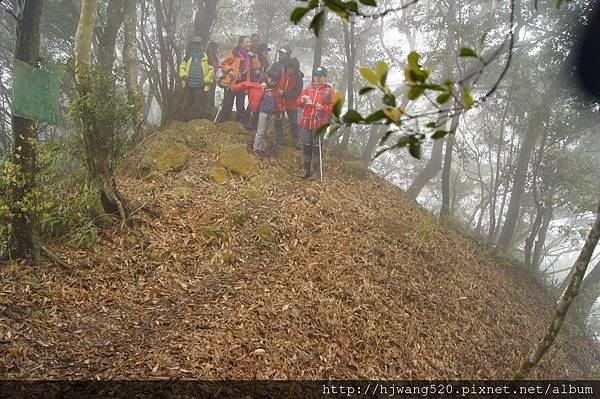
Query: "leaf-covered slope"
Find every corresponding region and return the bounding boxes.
[1,119,598,379]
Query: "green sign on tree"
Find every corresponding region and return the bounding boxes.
[13,60,60,125]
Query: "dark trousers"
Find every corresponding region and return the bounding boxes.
[218,88,247,123]
[207,82,217,108]
[301,125,321,168]
[184,87,207,122]
[245,111,259,131]
[274,108,299,146]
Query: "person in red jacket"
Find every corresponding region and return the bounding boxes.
[232,78,263,132]
[275,58,304,148]
[233,71,283,157]
[296,66,335,180]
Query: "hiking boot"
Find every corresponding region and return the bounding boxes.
[297,160,311,179]
[253,148,267,158]
[309,170,321,181]
[310,161,321,181]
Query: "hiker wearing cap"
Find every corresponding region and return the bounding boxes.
[274,57,304,148]
[206,41,220,108]
[251,33,260,53]
[296,66,335,180]
[269,45,292,80]
[218,36,261,123]
[179,36,214,122]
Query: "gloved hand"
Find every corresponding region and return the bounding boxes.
[315,102,323,111]
[302,95,312,104]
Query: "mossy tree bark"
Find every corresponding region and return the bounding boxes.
[193,0,219,43]
[10,0,44,263]
[74,0,128,220]
[513,198,600,379]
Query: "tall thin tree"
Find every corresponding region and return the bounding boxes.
[9,0,44,263]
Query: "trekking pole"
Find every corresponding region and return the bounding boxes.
[318,134,323,183]
[213,87,226,123]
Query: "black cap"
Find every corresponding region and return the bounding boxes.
[278,46,292,55]
[314,66,327,76]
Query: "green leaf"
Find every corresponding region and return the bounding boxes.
[407,85,425,100]
[309,10,326,36]
[290,7,310,24]
[345,1,359,13]
[383,93,397,107]
[463,88,474,110]
[359,86,375,95]
[315,123,330,137]
[409,141,421,159]
[407,51,420,68]
[432,130,448,139]
[436,93,451,104]
[375,61,388,79]
[425,122,436,128]
[333,98,343,118]
[459,47,478,57]
[360,67,380,86]
[379,71,388,87]
[342,109,363,123]
[555,0,565,8]
[359,0,377,6]
[365,109,386,123]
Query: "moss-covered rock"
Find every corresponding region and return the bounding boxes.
[218,121,248,136]
[169,186,191,199]
[255,223,274,242]
[140,141,190,177]
[243,186,263,202]
[207,135,233,155]
[341,160,367,179]
[149,248,166,264]
[156,144,190,173]
[185,119,221,135]
[249,174,272,188]
[229,209,250,224]
[218,144,259,176]
[208,167,228,184]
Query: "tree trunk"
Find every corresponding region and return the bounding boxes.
[514,198,600,379]
[193,0,219,42]
[9,0,44,263]
[569,261,600,329]
[362,124,383,165]
[312,8,328,74]
[339,21,355,151]
[75,0,128,220]
[532,199,553,270]
[97,0,124,70]
[406,129,446,200]
[440,94,462,218]
[123,0,139,95]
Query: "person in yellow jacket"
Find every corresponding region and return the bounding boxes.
[179,36,214,122]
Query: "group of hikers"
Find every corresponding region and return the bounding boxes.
[178,34,335,181]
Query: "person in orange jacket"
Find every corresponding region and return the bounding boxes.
[296,66,335,180]
[217,36,261,123]
[275,57,304,148]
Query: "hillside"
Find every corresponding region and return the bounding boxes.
[1,119,598,379]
